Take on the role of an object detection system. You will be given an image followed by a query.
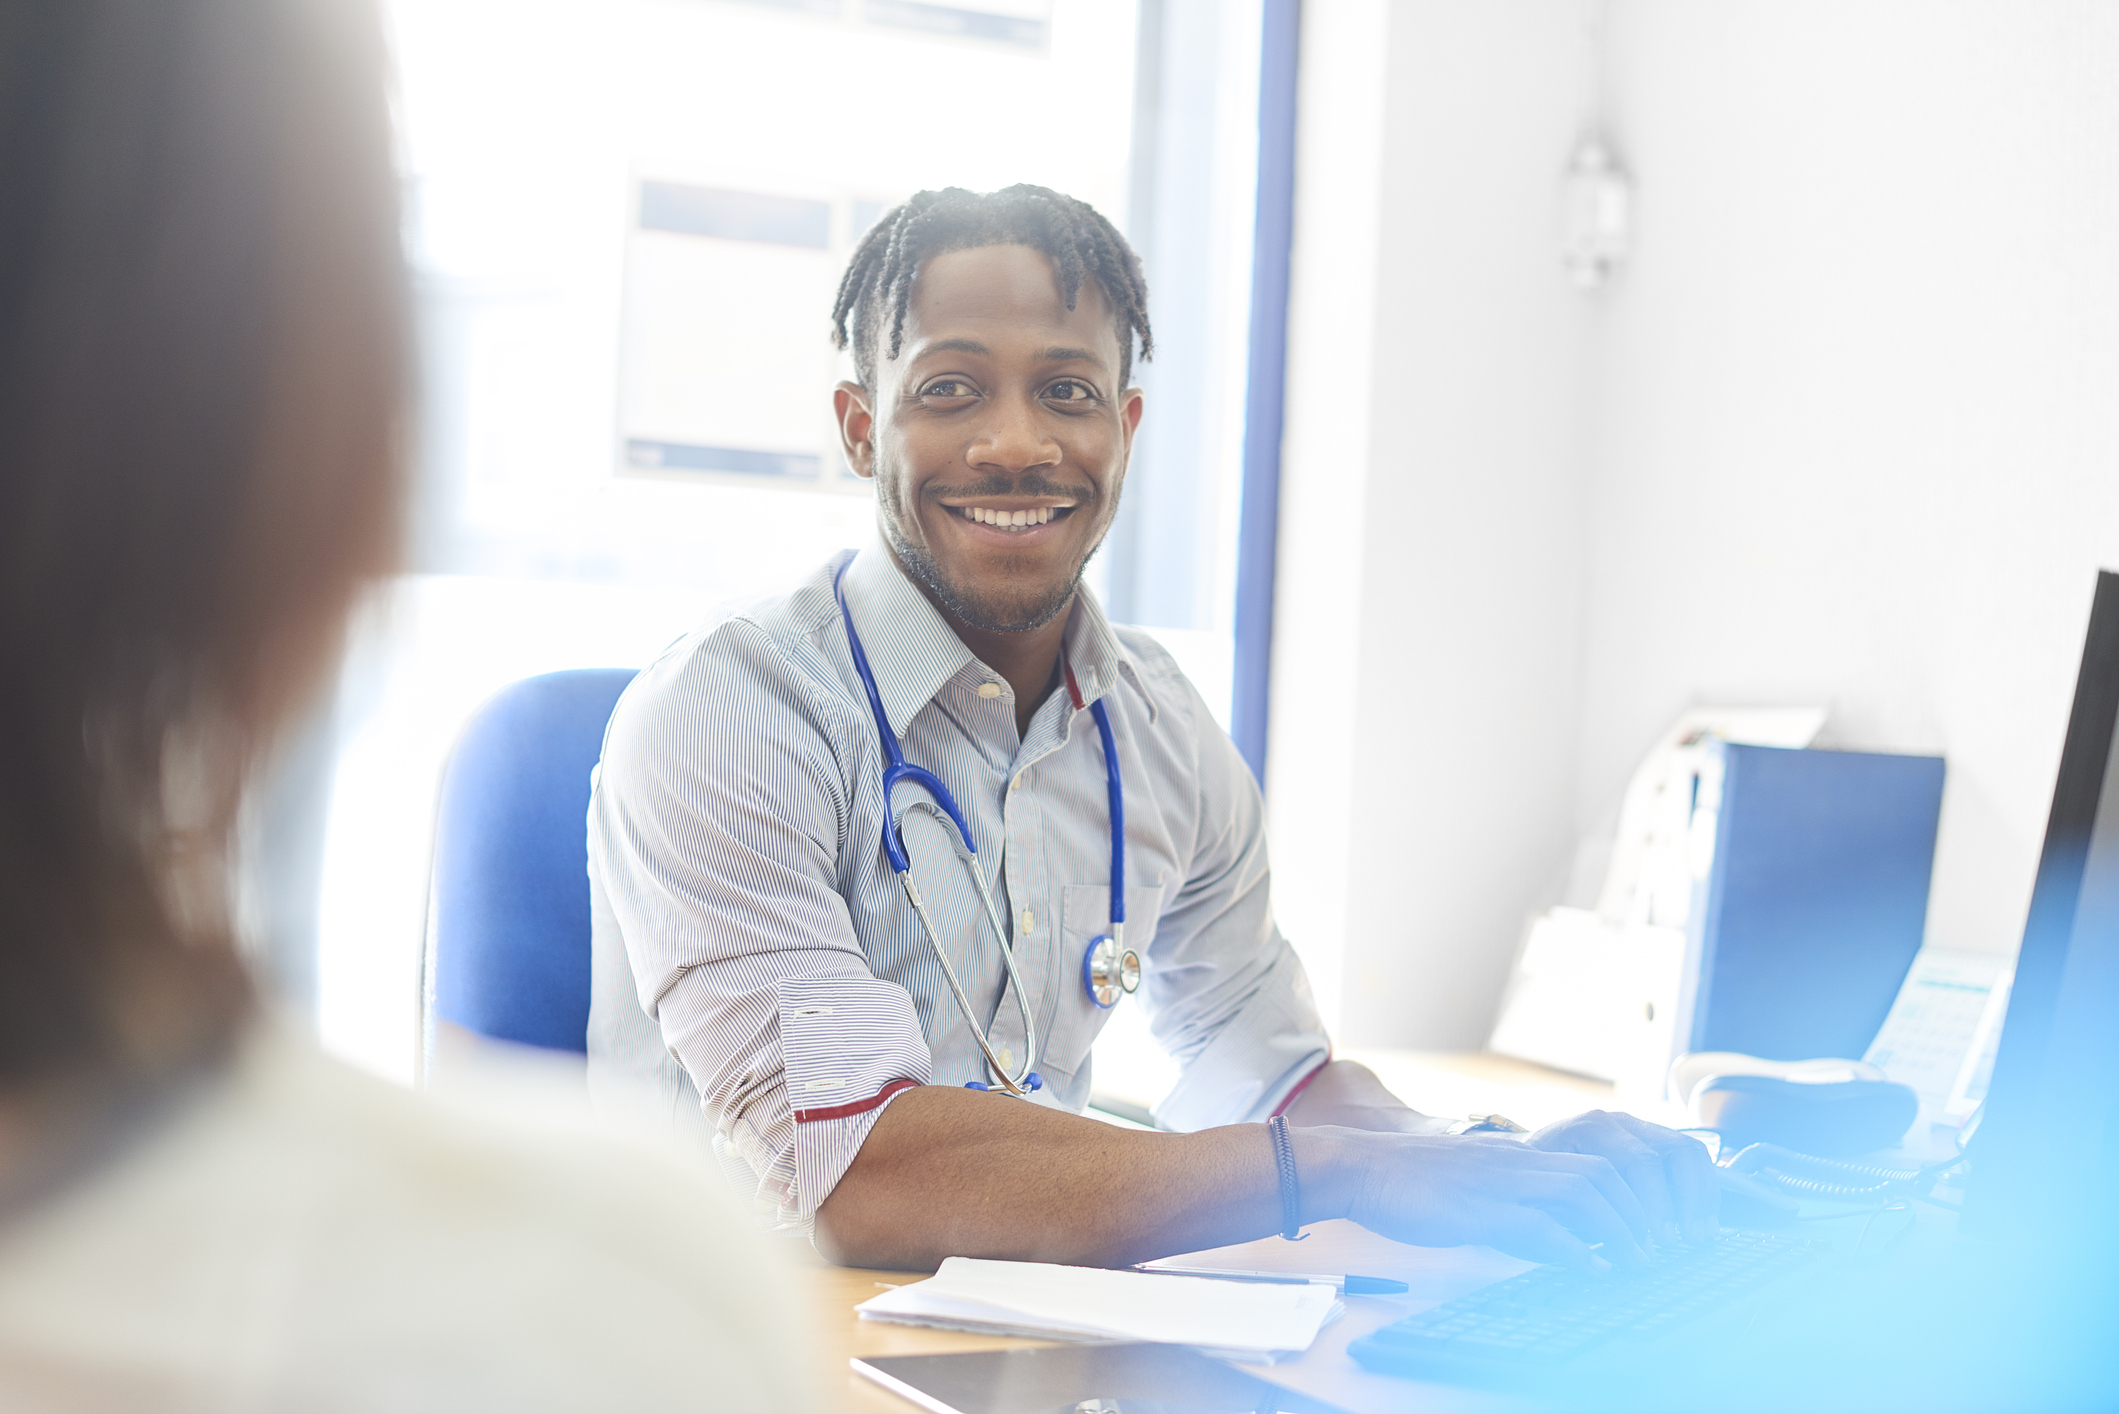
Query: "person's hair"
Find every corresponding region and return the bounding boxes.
[829,184,1153,391]
[0,0,404,1096]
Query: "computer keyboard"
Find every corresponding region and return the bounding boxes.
[1348,1229,1822,1381]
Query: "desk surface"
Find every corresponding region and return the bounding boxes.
[801,1049,1613,1414]
[794,1049,1983,1413]
[806,1225,1538,1414]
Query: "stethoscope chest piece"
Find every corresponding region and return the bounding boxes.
[1083,934,1141,1009]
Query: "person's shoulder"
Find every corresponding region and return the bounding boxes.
[1110,623,1186,686]
[606,556,855,754]
[1108,624,1212,734]
[1106,624,1256,803]
[277,1038,759,1263]
[636,558,844,696]
[0,1026,816,1410]
[205,1030,814,1408]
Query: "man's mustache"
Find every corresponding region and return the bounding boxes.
[924,474,1097,501]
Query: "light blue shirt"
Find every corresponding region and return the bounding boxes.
[587,544,1329,1228]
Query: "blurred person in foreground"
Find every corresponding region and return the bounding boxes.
[0,3,813,1409]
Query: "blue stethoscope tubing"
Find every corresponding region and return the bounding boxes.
[832,558,1132,1098]
[1084,694,1127,998]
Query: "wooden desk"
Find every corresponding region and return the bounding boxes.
[805,1261,1049,1414]
[803,1050,1612,1413]
[805,1226,1542,1413]
[1328,1048,1616,1132]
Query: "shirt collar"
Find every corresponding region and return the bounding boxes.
[840,542,976,740]
[1057,574,1159,724]
[838,540,1160,738]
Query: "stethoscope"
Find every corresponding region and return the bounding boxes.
[833,560,1141,1098]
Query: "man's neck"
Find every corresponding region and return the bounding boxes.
[888,550,1073,737]
[950,609,1071,738]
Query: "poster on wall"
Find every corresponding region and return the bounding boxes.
[616,180,891,491]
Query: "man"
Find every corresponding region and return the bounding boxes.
[588,184,1715,1270]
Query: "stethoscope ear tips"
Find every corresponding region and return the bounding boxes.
[963,1081,990,1091]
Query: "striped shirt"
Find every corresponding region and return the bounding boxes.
[585,544,1330,1229]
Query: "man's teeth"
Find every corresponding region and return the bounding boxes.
[961,506,1062,527]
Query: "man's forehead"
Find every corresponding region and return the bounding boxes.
[896,244,1121,366]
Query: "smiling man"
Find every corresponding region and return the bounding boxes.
[587,185,1716,1271]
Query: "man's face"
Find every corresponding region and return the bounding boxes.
[834,244,1143,634]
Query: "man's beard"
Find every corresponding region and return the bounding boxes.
[881,466,1110,631]
[886,519,1089,634]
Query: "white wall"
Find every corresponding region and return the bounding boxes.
[1584,0,2119,960]
[1266,0,1387,1039]
[1276,0,2119,1053]
[1272,0,1595,1048]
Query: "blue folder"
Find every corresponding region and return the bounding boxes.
[1680,743,1947,1061]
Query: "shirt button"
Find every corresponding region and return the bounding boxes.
[1020,909,1035,935]
[998,1047,1015,1073]
[977,682,1002,699]
[1010,772,1026,792]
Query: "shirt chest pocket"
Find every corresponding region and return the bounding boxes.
[1043,882,1167,1079]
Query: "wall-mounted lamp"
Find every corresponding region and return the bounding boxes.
[1561,134,1632,291]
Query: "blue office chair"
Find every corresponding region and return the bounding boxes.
[426,668,637,1057]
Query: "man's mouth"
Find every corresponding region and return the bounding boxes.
[943,502,1078,532]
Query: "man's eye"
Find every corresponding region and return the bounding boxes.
[1045,380,1098,402]
[921,379,976,398]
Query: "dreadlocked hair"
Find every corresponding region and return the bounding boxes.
[830,184,1153,391]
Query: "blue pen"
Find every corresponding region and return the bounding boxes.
[1134,1263,1410,1296]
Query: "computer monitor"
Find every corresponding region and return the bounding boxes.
[1557,576,2119,1414]
[1966,569,2119,1255]
[1715,573,2119,1407]
[1583,576,2119,1413]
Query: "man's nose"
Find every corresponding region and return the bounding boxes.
[967,393,1060,474]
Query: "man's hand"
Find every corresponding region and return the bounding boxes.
[1287,1062,1721,1264]
[1523,1109,1720,1245]
[1317,1129,1662,1270]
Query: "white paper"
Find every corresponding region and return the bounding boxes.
[1486,908,1683,1100]
[856,1257,1340,1358]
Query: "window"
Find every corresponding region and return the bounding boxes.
[311,0,1265,1084]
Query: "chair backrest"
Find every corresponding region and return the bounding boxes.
[428,668,637,1055]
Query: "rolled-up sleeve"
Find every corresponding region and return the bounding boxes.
[588,620,926,1228]
[1142,679,1332,1133]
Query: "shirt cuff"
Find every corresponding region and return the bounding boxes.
[1270,1055,1332,1118]
[775,976,931,1224]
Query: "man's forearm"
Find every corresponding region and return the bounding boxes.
[812,1085,1318,1271]
[814,1060,1427,1270]
[812,1061,1722,1272]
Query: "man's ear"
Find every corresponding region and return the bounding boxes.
[834,381,876,479]
[1120,385,1144,453]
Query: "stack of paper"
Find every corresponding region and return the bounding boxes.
[857,1258,1341,1360]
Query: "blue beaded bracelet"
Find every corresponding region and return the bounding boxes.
[1269,1114,1307,1242]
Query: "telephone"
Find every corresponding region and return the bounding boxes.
[1722,1142,1947,1201]
[1675,1051,1966,1228]
[1670,1052,1920,1155]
